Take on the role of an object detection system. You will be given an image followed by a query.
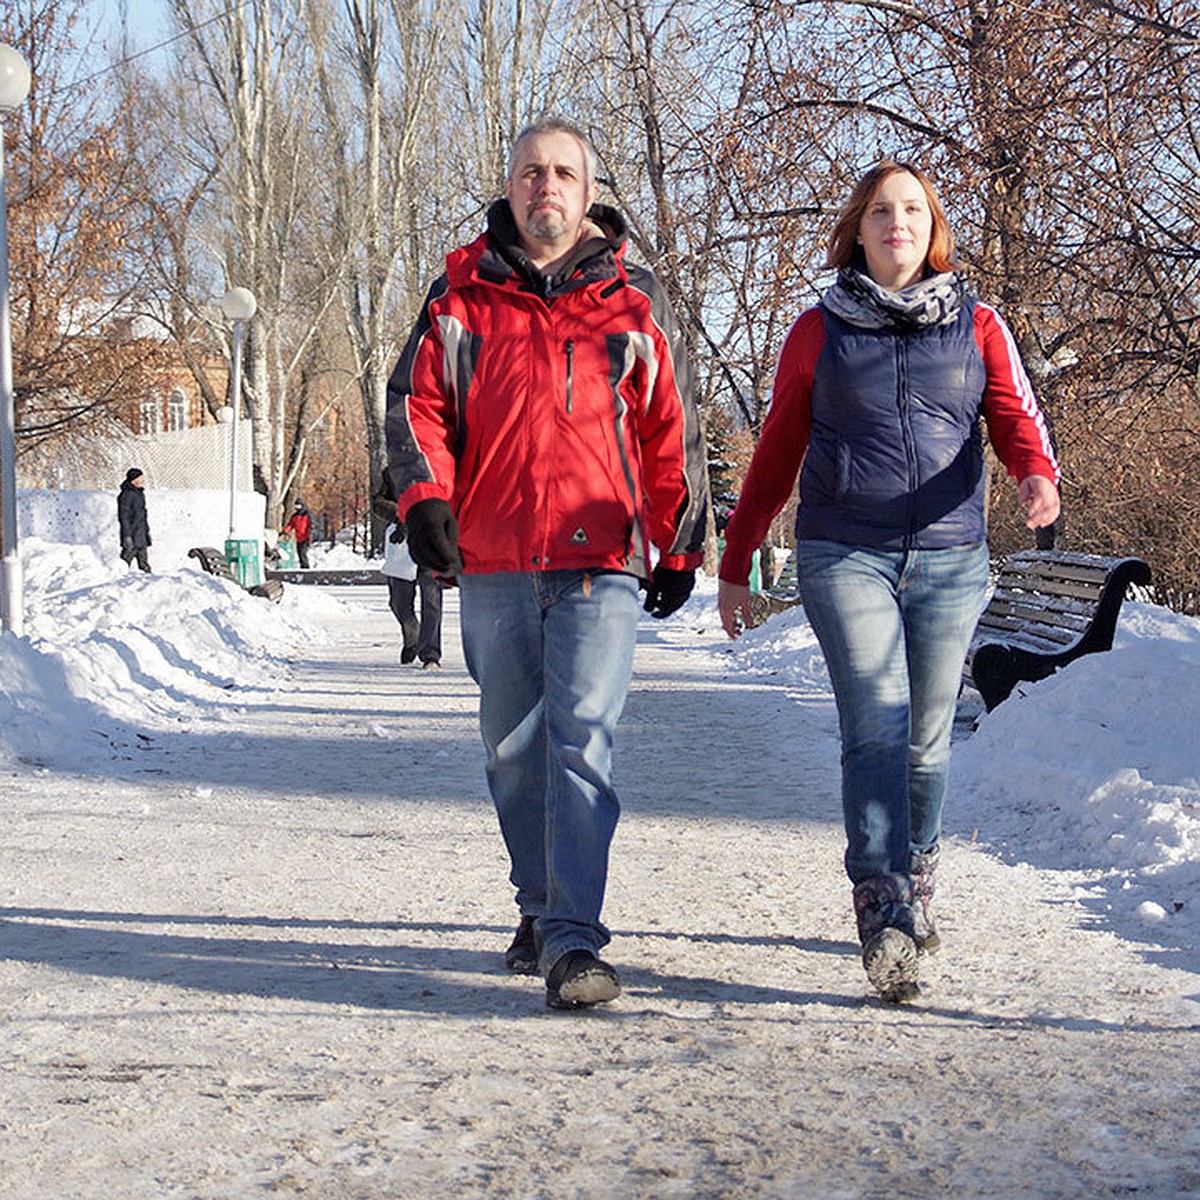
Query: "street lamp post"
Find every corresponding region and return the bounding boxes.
[220,287,256,539]
[0,45,31,637]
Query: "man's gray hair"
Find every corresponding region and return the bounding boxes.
[508,118,599,189]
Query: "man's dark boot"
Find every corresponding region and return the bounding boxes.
[504,915,539,975]
[545,950,620,1010]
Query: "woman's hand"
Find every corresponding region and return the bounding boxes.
[1018,474,1061,530]
[718,580,752,639]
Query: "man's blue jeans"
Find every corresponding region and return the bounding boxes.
[459,570,640,973]
[797,540,989,884]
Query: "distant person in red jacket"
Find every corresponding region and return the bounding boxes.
[719,161,1060,1004]
[281,499,312,568]
[384,118,709,1011]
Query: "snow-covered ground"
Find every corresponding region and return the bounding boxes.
[1,538,1198,1198]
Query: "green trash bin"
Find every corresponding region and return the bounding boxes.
[224,538,262,588]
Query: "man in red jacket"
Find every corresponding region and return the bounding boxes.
[281,499,312,569]
[385,117,709,1010]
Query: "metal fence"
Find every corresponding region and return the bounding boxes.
[22,419,252,495]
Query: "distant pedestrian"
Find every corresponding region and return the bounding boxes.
[381,521,443,668]
[117,468,151,572]
[282,498,312,568]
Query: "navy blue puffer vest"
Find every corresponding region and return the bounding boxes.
[796,298,988,550]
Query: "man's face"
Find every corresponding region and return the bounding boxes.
[504,131,597,258]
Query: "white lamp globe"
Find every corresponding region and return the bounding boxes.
[0,45,31,113]
[221,287,257,321]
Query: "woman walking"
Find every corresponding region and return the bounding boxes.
[718,162,1060,1001]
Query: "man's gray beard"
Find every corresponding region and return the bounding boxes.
[526,211,568,242]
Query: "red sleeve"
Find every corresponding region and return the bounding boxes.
[385,276,460,520]
[974,304,1060,484]
[631,270,710,571]
[719,308,823,585]
[397,318,459,517]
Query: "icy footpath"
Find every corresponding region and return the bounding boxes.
[1,547,1198,1199]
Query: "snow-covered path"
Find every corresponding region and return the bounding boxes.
[2,586,1197,1199]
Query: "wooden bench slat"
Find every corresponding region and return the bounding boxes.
[979,599,1094,622]
[977,615,1091,639]
[977,620,1081,647]
[988,630,1081,655]
[976,620,1091,645]
[994,580,1107,604]
[980,596,1096,622]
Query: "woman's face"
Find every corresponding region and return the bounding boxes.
[856,171,933,290]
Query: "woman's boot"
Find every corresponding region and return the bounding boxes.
[911,845,941,953]
[852,874,919,1003]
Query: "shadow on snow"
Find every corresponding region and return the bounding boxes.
[3,905,1193,1031]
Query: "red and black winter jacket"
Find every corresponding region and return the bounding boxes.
[283,510,312,543]
[384,201,709,579]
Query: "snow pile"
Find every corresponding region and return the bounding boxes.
[0,538,339,768]
[307,539,375,570]
[951,603,1200,944]
[679,581,1200,949]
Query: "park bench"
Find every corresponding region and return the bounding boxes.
[748,550,802,626]
[963,549,1151,711]
[188,546,285,603]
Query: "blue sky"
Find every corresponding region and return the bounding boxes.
[86,0,171,63]
[91,0,170,40]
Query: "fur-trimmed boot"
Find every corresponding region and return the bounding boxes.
[852,873,919,1003]
[911,845,941,954]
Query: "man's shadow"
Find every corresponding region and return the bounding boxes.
[1,905,863,1017]
[4,905,1179,1033]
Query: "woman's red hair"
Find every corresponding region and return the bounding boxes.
[825,161,959,275]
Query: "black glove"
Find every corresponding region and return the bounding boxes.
[388,523,406,545]
[643,565,695,619]
[405,498,462,575]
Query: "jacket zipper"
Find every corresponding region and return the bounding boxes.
[896,338,918,549]
[565,339,575,413]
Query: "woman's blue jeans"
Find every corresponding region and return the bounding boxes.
[797,540,989,884]
[459,570,640,972]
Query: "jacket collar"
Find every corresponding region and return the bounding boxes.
[453,199,628,297]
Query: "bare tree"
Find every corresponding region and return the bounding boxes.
[2,0,175,460]
[309,0,453,534]
[150,0,343,528]
[695,0,1200,604]
[447,0,592,205]
[22,0,1200,606]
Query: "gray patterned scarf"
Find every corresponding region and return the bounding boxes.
[821,268,967,331]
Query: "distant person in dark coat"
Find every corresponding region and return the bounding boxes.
[117,468,151,572]
[282,498,313,568]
